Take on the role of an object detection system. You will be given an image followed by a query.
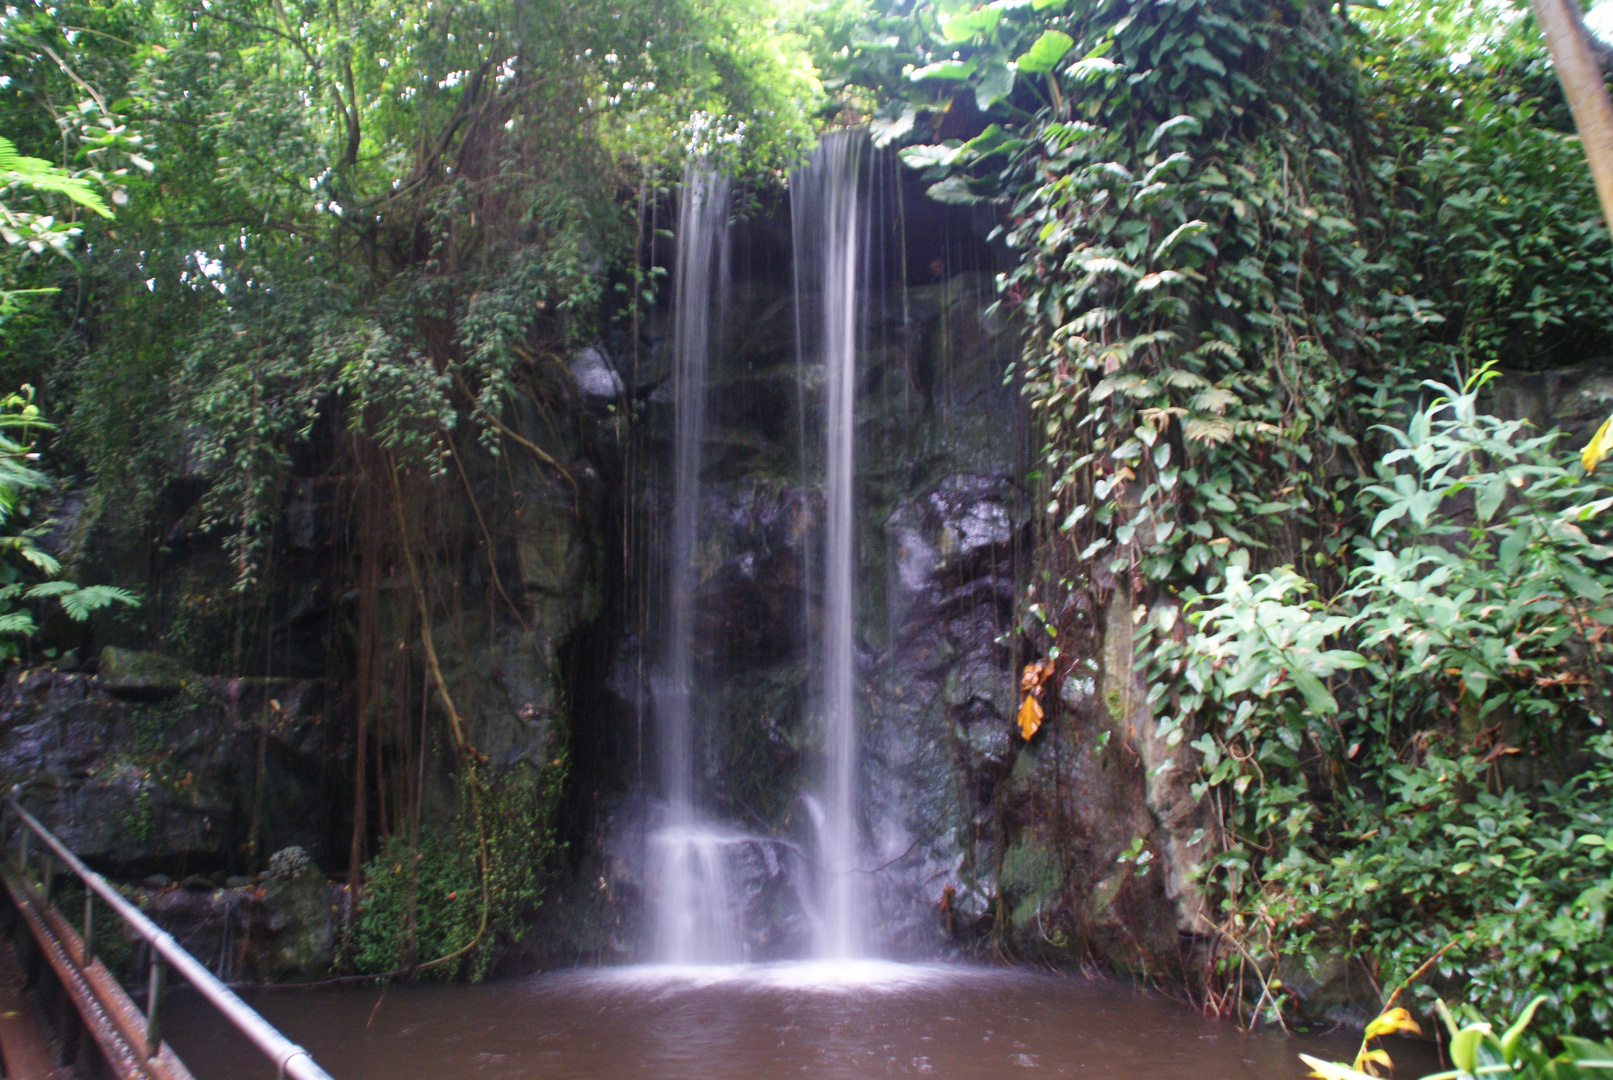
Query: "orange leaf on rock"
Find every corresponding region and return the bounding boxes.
[1020,657,1054,693]
[1017,694,1044,740]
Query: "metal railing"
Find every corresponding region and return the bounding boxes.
[4,793,336,1080]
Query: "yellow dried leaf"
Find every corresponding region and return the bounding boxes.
[1363,1006,1422,1040]
[1583,414,1613,474]
[1353,1047,1393,1075]
[1017,694,1044,740]
[1299,1054,1378,1080]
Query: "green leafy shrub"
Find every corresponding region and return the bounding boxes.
[351,755,566,981]
[1304,996,1613,1080]
[1154,372,1613,1033]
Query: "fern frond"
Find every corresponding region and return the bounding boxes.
[24,579,78,597]
[18,546,61,575]
[0,137,113,218]
[0,612,36,636]
[58,585,140,621]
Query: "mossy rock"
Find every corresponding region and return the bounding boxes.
[260,865,335,979]
[1000,837,1062,928]
[98,647,191,701]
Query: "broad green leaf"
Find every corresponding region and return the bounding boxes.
[1500,996,1547,1063]
[909,59,978,81]
[1066,56,1120,81]
[1498,525,1530,572]
[1475,476,1505,524]
[1015,30,1074,73]
[1148,114,1203,149]
[939,6,1002,41]
[1154,219,1208,259]
[975,60,1016,111]
[1559,1036,1613,1068]
[1449,1025,1491,1074]
[960,124,1024,160]
[870,107,917,148]
[1289,668,1337,714]
[925,176,984,204]
[899,143,961,170]
[1182,47,1227,75]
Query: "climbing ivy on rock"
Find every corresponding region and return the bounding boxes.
[845,0,1613,1032]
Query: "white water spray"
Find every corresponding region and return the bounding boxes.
[651,164,739,964]
[793,130,869,960]
[648,825,742,964]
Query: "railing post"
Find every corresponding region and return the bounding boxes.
[82,890,94,968]
[17,823,28,874]
[146,953,165,1057]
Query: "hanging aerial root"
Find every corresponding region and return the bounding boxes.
[444,428,532,633]
[450,369,580,514]
[386,460,493,973]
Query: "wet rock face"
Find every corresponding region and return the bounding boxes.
[689,484,813,665]
[0,670,349,874]
[887,475,1020,598]
[727,834,813,960]
[864,473,1026,956]
[1491,360,1613,447]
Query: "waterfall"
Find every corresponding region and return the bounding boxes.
[793,130,869,960]
[651,163,738,964]
[648,824,742,964]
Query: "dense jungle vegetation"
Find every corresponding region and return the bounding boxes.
[3,0,1613,1055]
[845,0,1613,1044]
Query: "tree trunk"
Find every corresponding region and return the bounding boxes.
[1531,0,1613,234]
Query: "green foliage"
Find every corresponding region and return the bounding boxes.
[1304,996,1613,1080]
[1397,85,1613,369]
[0,386,136,652]
[0,2,155,323]
[1155,375,1613,1033]
[0,0,823,586]
[0,134,110,245]
[351,756,566,981]
[839,0,1613,1034]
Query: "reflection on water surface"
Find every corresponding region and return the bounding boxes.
[164,962,1427,1080]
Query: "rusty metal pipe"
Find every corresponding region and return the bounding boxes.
[5,794,336,1080]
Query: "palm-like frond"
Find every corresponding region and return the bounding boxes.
[0,136,113,219]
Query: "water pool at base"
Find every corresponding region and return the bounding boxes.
[163,962,1435,1080]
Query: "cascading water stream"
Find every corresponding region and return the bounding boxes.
[792,130,869,960]
[651,163,740,965]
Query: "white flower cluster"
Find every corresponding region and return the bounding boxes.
[680,110,747,159]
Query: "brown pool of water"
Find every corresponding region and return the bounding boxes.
[162,961,1436,1080]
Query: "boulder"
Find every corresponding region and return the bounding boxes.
[569,346,624,400]
[97,647,191,701]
